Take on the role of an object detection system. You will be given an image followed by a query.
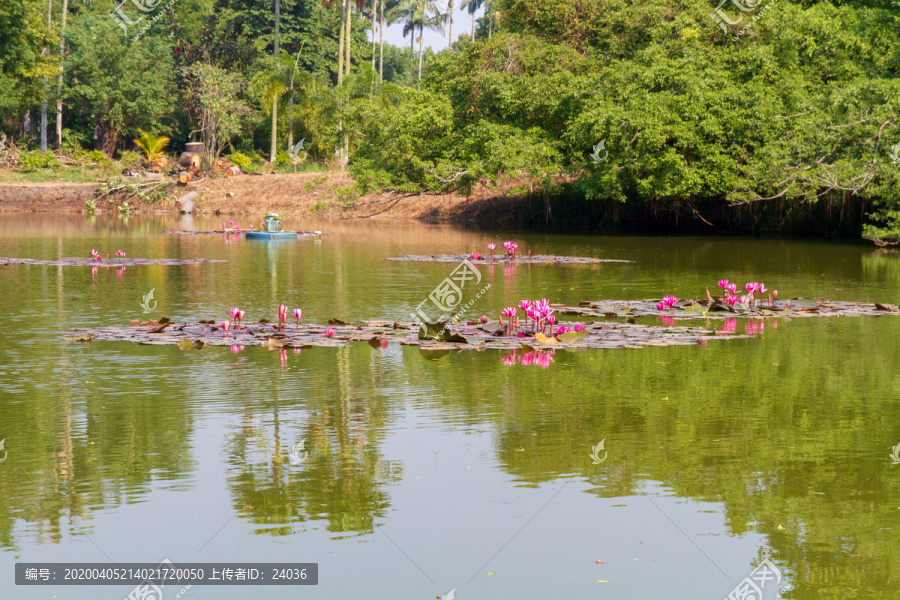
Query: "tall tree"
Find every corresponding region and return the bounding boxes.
[271,0,281,162]
[415,1,445,82]
[446,0,453,49]
[460,0,482,39]
[65,17,173,157]
[370,0,377,88]
[55,0,67,149]
[40,0,52,153]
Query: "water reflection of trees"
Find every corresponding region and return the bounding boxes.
[225,348,402,538]
[0,379,195,551]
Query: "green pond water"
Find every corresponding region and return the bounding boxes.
[0,212,899,600]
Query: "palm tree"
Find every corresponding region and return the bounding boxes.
[446,0,453,49]
[460,0,482,39]
[386,1,416,80]
[250,59,289,159]
[133,130,170,167]
[485,0,495,37]
[416,3,446,82]
[389,0,445,83]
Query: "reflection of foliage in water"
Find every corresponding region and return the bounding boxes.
[225,348,403,538]
[0,379,195,551]
[862,249,900,283]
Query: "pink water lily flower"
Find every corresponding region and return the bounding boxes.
[500,306,517,336]
[663,295,677,307]
[230,307,241,322]
[480,315,489,325]
[293,308,305,329]
[726,283,738,293]
[656,301,666,311]
[276,304,288,329]
[325,328,335,338]
[758,283,768,294]
[220,320,231,334]
[725,294,738,307]
[739,295,749,305]
[717,279,729,289]
[574,324,585,332]
[230,344,245,353]
[469,252,482,260]
[556,326,569,335]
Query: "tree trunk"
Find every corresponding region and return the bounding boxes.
[409,29,414,80]
[56,0,68,149]
[225,166,241,177]
[488,2,493,37]
[288,92,294,151]
[471,8,475,38]
[370,0,377,94]
[447,0,453,50]
[379,1,384,81]
[418,24,424,83]
[178,171,192,184]
[40,0,52,153]
[338,0,346,85]
[270,0,281,163]
[344,0,351,77]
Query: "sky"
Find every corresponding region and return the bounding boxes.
[375,2,488,52]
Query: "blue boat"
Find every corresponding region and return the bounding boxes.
[245,230,299,239]
[245,212,299,240]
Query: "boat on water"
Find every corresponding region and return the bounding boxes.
[245,212,300,240]
[245,230,299,239]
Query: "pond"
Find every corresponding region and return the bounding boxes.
[1,212,898,600]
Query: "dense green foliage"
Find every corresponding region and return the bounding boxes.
[1,0,899,238]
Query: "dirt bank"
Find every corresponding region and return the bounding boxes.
[0,181,99,212]
[0,171,525,224]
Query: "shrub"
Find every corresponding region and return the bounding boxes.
[21,151,60,170]
[310,201,328,213]
[275,150,291,166]
[118,150,142,169]
[227,151,253,169]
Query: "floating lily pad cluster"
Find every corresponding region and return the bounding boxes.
[560,298,899,320]
[1,257,228,267]
[385,254,632,265]
[65,316,748,351]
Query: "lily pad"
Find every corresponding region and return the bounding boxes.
[385,254,632,265]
